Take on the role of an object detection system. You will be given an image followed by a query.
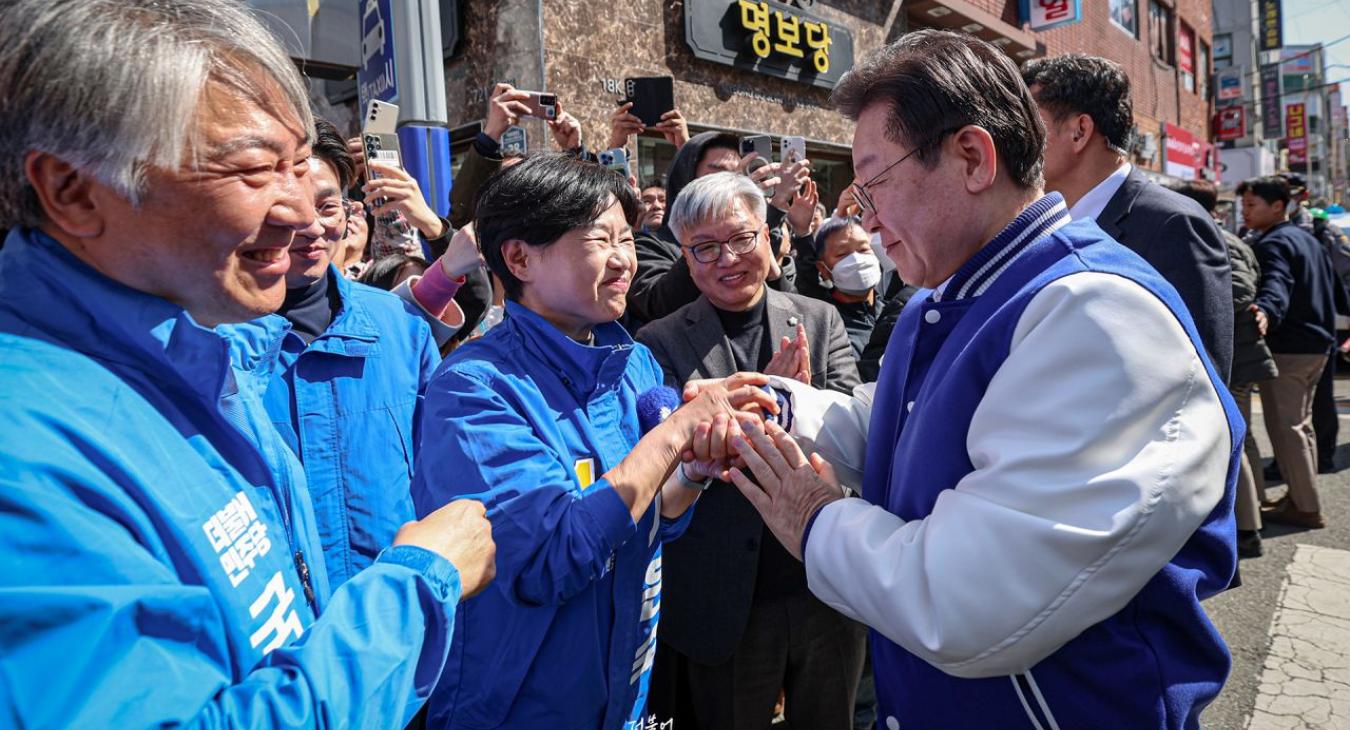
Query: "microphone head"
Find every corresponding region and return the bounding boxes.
[637,385,682,435]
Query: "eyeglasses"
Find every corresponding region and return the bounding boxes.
[850,130,955,216]
[316,197,352,230]
[684,229,760,264]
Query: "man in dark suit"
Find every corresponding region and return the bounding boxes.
[1023,55,1234,382]
[636,172,865,730]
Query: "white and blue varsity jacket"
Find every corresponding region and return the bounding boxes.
[774,194,1243,729]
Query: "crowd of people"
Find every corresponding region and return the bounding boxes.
[1,0,1345,729]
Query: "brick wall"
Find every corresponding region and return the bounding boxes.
[968,0,1215,172]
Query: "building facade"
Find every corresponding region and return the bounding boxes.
[255,0,1224,204]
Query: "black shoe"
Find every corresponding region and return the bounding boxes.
[1264,462,1283,482]
[1237,530,1263,559]
[1319,460,1337,474]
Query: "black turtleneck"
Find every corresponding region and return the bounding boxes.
[713,290,771,371]
[279,272,342,344]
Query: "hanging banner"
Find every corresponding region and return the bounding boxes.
[1019,0,1083,31]
[1286,102,1306,139]
[1262,63,1283,138]
[1258,0,1283,52]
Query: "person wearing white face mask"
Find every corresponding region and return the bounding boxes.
[815,216,884,360]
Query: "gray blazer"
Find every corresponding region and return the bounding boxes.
[634,288,859,664]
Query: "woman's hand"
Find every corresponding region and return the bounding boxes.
[438,222,483,279]
[364,162,445,240]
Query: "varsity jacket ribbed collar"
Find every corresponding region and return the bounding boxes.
[934,193,1070,302]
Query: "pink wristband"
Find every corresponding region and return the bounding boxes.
[411,261,465,318]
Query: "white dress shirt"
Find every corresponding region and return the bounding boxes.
[1067,162,1132,221]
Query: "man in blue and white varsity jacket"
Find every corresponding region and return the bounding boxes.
[706,31,1244,730]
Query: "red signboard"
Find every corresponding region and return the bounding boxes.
[1164,123,1201,180]
[1215,107,1246,141]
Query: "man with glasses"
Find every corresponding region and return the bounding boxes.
[221,119,483,587]
[694,31,1244,729]
[635,172,863,730]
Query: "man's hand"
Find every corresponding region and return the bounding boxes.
[548,106,582,151]
[438,222,483,279]
[394,500,496,599]
[769,159,811,211]
[651,109,690,149]
[364,162,445,239]
[787,178,819,237]
[484,83,535,142]
[607,101,646,150]
[1251,304,1269,337]
[835,180,861,218]
[346,137,368,182]
[763,324,811,384]
[728,417,844,560]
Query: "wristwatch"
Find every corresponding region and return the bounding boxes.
[676,462,712,491]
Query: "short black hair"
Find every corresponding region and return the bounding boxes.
[1168,179,1218,213]
[475,153,640,300]
[832,29,1045,189]
[639,178,665,192]
[1021,55,1134,154]
[1236,176,1292,207]
[358,253,428,291]
[312,118,357,189]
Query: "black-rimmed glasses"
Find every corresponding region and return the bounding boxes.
[684,229,760,264]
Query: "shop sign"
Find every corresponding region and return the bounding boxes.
[1215,107,1246,141]
[1217,69,1243,101]
[1164,122,1200,180]
[1019,0,1083,32]
[1258,0,1283,52]
[1281,48,1315,76]
[1262,63,1283,138]
[1286,102,1306,139]
[684,0,855,89]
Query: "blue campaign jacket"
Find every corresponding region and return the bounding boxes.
[223,269,440,586]
[412,301,693,730]
[863,203,1242,729]
[0,228,461,728]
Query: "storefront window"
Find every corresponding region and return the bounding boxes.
[1149,1,1173,66]
[1110,0,1138,38]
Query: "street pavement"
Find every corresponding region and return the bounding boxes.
[1201,379,1350,729]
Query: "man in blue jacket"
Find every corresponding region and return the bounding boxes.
[0,1,494,726]
[222,119,482,586]
[1240,175,1339,529]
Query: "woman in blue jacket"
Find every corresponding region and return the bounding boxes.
[412,154,772,730]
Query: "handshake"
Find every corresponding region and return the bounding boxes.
[672,372,846,560]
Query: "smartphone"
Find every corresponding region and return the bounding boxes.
[624,76,675,126]
[740,134,773,168]
[780,136,806,165]
[500,125,527,156]
[361,100,411,236]
[520,91,558,120]
[362,99,402,178]
[598,148,630,176]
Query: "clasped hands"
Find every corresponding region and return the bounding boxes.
[676,372,845,560]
